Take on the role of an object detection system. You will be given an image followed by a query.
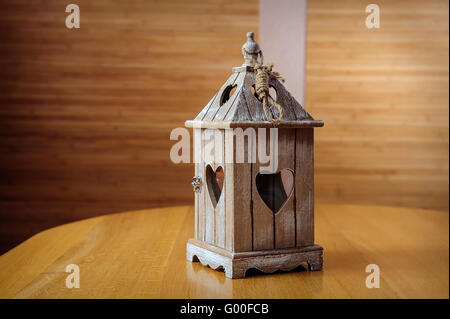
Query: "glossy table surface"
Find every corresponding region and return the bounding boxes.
[0,204,448,299]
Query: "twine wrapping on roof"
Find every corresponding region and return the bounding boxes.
[242,46,285,125]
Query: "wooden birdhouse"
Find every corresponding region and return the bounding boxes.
[185,32,324,278]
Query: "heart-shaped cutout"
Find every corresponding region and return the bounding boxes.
[256,169,294,214]
[206,165,224,208]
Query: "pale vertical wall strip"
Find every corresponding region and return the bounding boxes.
[260,0,308,105]
[295,128,314,246]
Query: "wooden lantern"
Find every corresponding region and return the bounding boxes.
[185,32,324,278]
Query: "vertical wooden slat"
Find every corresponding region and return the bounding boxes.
[193,128,200,239]
[204,129,215,244]
[295,128,314,247]
[198,128,206,241]
[215,130,226,248]
[274,128,296,248]
[252,128,274,250]
[232,128,253,252]
[225,129,234,251]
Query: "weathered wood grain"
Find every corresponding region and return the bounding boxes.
[193,66,315,126]
[227,82,252,122]
[224,129,235,251]
[268,78,299,121]
[214,72,246,121]
[193,128,200,239]
[231,128,253,252]
[203,130,215,245]
[295,128,314,247]
[274,129,296,248]
[252,128,275,250]
[214,130,226,248]
[202,73,240,122]
[242,71,266,122]
[186,119,324,128]
[188,239,323,279]
[194,94,218,122]
[196,128,206,241]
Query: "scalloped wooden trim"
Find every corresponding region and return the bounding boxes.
[187,240,323,279]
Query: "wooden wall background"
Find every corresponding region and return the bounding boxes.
[0,0,258,253]
[0,0,448,253]
[307,0,449,211]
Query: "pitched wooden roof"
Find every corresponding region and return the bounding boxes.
[185,66,323,129]
[185,32,323,129]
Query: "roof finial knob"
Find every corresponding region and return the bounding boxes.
[241,31,261,67]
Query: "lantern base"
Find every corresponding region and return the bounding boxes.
[186,238,323,279]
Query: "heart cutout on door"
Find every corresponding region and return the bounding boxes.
[256,169,294,214]
[206,165,224,208]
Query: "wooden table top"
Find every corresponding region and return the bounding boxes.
[0,204,448,299]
